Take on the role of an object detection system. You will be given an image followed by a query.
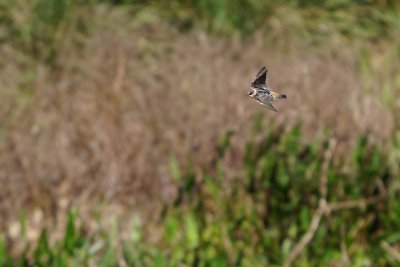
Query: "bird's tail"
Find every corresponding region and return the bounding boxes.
[278,94,287,99]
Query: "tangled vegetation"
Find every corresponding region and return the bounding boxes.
[1,0,400,266]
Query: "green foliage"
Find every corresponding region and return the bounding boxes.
[144,0,400,39]
[2,123,398,266]
[0,235,6,267]
[169,156,181,182]
[1,0,87,64]
[63,211,83,254]
[1,1,399,266]
[1,0,400,65]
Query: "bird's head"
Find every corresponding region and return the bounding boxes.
[248,88,256,98]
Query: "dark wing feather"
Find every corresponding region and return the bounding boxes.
[251,66,268,86]
[253,83,271,93]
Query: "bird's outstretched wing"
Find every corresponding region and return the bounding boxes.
[251,66,268,86]
[259,100,278,112]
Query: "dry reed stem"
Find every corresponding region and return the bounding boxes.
[0,7,396,245]
[381,241,400,263]
[340,225,350,266]
[327,195,386,213]
[283,138,336,267]
[284,138,389,267]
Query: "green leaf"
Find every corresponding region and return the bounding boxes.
[34,230,51,267]
[277,160,290,188]
[211,256,226,267]
[131,215,142,243]
[0,235,5,267]
[64,211,79,254]
[385,232,400,244]
[185,213,199,248]
[165,215,179,243]
[154,252,165,267]
[169,156,181,182]
[217,130,235,157]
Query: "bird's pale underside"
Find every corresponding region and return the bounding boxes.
[248,66,287,112]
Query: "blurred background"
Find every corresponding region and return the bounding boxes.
[1,0,400,266]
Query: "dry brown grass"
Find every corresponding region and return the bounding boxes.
[0,6,396,246]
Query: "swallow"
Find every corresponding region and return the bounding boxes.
[248,66,287,112]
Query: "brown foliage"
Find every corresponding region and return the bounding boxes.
[0,7,395,243]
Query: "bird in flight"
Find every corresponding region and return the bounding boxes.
[248,66,287,112]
